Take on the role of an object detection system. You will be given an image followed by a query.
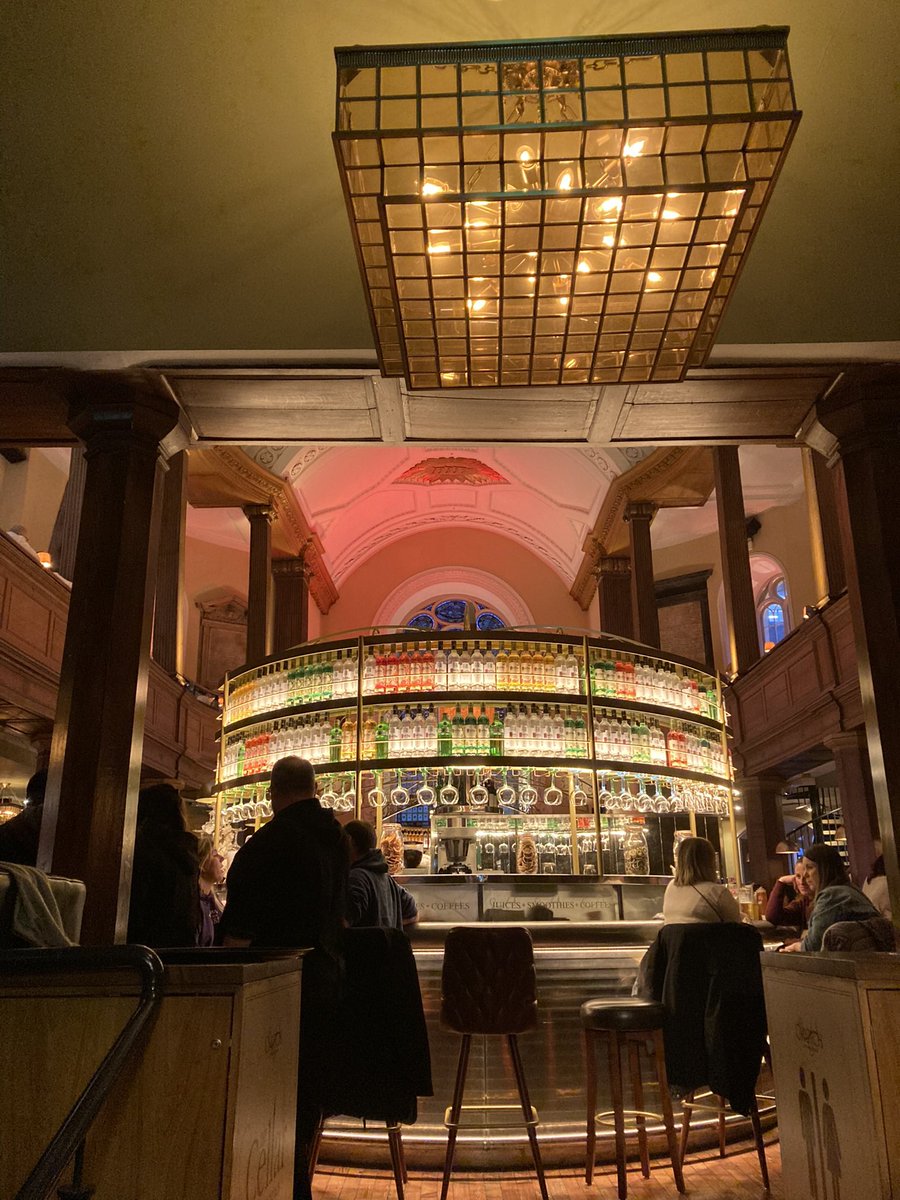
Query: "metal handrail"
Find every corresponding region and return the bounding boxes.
[2,944,165,1200]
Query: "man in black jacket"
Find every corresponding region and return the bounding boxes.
[0,769,47,865]
[344,819,418,930]
[220,756,348,1200]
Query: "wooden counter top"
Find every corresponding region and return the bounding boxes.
[761,950,900,982]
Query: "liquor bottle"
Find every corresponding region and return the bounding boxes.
[321,657,334,701]
[496,644,510,690]
[400,708,416,757]
[424,706,438,755]
[463,706,478,756]
[412,707,426,756]
[699,733,712,774]
[433,644,448,692]
[574,714,587,756]
[520,646,534,693]
[375,712,389,759]
[388,708,402,757]
[330,718,344,763]
[614,657,628,699]
[421,643,435,691]
[341,713,357,760]
[531,645,544,692]
[375,651,387,694]
[554,645,568,692]
[385,648,399,694]
[506,646,521,692]
[596,710,612,758]
[650,723,667,766]
[470,645,485,690]
[504,705,519,754]
[458,645,472,692]
[477,705,490,755]
[483,642,497,691]
[638,718,652,764]
[447,645,461,690]
[490,708,504,756]
[552,706,565,755]
[397,649,411,692]
[438,709,453,757]
[451,705,464,755]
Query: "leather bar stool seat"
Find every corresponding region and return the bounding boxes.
[580,998,666,1032]
[581,998,685,1199]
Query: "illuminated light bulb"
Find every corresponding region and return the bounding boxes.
[726,208,739,216]
[465,219,488,228]
[646,271,663,284]
[666,192,682,199]
[623,139,645,157]
[427,243,451,255]
[557,171,574,190]
[558,296,569,306]
[467,298,487,312]
[471,275,486,282]
[527,250,538,258]
[565,357,578,369]
[527,275,536,283]
[577,259,591,273]
[599,197,622,213]
[602,234,616,248]
[661,209,680,220]
[441,371,458,382]
[421,180,446,196]
[557,274,570,281]
[517,145,536,164]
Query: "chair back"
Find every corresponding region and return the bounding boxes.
[440,925,537,1035]
[822,916,899,952]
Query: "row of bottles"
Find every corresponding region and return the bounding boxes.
[591,654,719,720]
[362,642,582,695]
[360,704,590,760]
[594,710,727,776]
[228,652,359,721]
[222,711,355,777]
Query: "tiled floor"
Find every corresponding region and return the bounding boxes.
[313,1138,782,1199]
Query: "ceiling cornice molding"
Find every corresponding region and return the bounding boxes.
[186,447,338,614]
[570,446,714,610]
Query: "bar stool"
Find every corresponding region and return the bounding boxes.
[439,925,547,1200]
[581,997,685,1199]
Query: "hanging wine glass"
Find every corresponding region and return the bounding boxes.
[572,771,590,809]
[544,771,563,807]
[519,769,538,812]
[497,780,516,807]
[469,769,489,808]
[616,773,633,813]
[598,772,615,810]
[367,786,386,810]
[390,784,410,809]
[440,771,459,806]
[635,775,653,813]
[418,769,436,808]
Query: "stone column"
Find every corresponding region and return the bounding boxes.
[244,503,274,664]
[713,447,760,675]
[151,449,188,675]
[48,444,88,581]
[594,555,634,639]
[38,371,185,944]
[623,502,659,647]
[272,554,310,653]
[825,730,878,883]
[804,365,900,922]
[739,774,785,889]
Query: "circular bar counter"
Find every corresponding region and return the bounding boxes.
[317,920,777,1170]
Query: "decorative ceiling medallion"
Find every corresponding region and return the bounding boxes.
[334,27,800,389]
[395,456,511,485]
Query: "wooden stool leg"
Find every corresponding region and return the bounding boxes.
[717,1094,727,1158]
[748,1095,770,1191]
[440,1034,471,1200]
[653,1030,686,1196]
[508,1034,549,1200]
[679,1090,694,1167]
[387,1122,406,1200]
[627,1036,650,1179]
[607,1031,628,1200]
[307,1113,324,1180]
[584,1029,598,1185]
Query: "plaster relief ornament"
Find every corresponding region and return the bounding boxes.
[395,457,511,486]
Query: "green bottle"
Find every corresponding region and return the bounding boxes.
[477,705,490,756]
[329,719,343,763]
[451,705,464,756]
[464,706,478,756]
[490,708,504,757]
[375,714,389,759]
[438,710,452,757]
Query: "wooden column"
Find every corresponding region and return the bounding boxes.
[804,365,900,923]
[272,555,309,653]
[244,503,274,664]
[740,773,785,889]
[37,372,185,945]
[825,730,879,883]
[48,444,87,580]
[623,502,659,647]
[713,447,760,675]
[152,449,188,675]
[594,555,634,639]
[802,446,846,602]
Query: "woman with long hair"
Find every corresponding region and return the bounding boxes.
[783,843,878,952]
[127,782,201,947]
[663,836,741,924]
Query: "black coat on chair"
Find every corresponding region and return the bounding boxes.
[640,923,767,1116]
[321,926,432,1125]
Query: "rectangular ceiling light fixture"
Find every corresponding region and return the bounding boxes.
[334,27,800,389]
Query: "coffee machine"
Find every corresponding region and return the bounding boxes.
[434,825,476,874]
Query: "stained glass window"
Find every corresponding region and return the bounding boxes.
[406,597,507,631]
[757,575,790,652]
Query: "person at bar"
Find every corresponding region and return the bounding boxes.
[219,755,348,1200]
[765,857,814,932]
[127,782,200,948]
[783,843,879,952]
[344,819,418,930]
[0,768,47,866]
[663,836,742,924]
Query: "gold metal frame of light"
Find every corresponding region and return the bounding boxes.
[334,27,800,389]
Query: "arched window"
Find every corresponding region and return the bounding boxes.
[405,597,506,632]
[757,575,790,652]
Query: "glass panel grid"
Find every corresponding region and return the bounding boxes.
[335,32,798,386]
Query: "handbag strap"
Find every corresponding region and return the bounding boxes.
[690,882,726,922]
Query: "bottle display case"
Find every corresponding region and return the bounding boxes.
[211,629,737,917]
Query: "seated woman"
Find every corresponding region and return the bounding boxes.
[784,843,879,952]
[765,858,813,932]
[663,836,741,925]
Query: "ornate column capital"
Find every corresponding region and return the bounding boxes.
[623,500,659,523]
[800,364,900,464]
[242,502,276,524]
[595,555,632,578]
[272,555,306,578]
[66,369,190,460]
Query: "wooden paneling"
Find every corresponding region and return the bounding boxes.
[728,594,859,777]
